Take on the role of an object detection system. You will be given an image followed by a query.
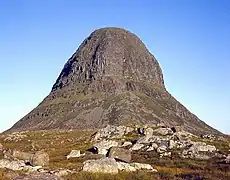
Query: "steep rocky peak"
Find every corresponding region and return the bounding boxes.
[52,27,165,92]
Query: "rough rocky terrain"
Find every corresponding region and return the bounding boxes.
[0,125,229,179]
[8,27,219,135]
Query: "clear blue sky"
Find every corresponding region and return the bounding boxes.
[0,1,229,133]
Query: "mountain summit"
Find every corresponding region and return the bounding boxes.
[8,27,219,134]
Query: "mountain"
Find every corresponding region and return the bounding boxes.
[8,27,219,135]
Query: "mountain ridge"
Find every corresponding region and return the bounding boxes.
[7,27,220,135]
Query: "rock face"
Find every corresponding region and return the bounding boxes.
[8,27,219,135]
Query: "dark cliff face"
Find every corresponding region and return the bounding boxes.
[52,27,165,93]
[8,27,220,135]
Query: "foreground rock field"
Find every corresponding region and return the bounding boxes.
[0,124,229,180]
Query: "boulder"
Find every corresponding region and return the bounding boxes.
[0,159,25,171]
[130,163,157,172]
[130,143,144,151]
[117,162,157,172]
[66,150,85,159]
[182,142,216,159]
[30,150,49,166]
[116,162,136,172]
[108,147,131,163]
[93,140,119,155]
[83,157,118,174]
[189,142,216,153]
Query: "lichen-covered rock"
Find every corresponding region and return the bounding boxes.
[83,157,118,174]
[108,147,131,163]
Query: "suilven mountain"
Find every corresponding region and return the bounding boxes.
[8,27,220,135]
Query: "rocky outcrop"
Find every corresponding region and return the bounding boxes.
[8,27,219,136]
[182,142,216,159]
[94,125,134,141]
[82,157,157,174]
